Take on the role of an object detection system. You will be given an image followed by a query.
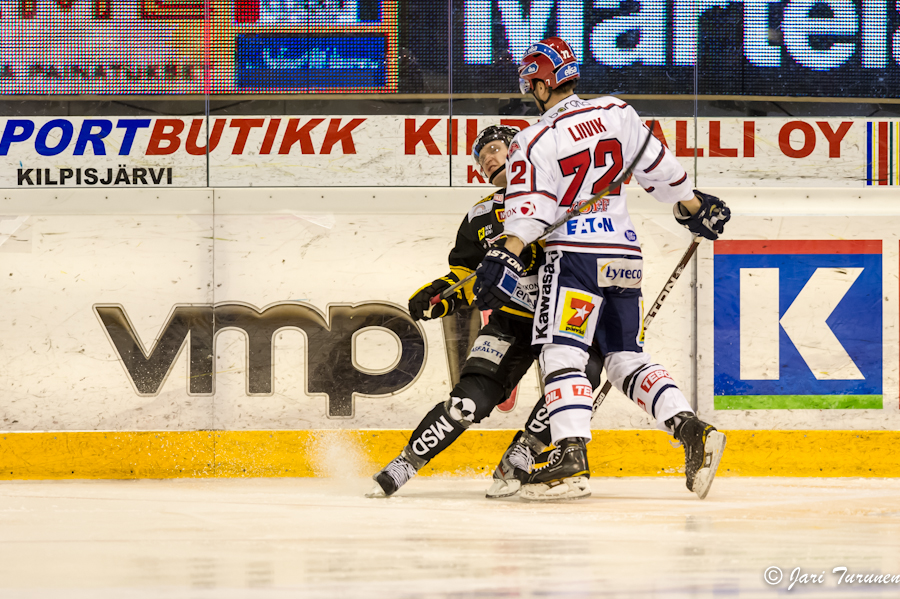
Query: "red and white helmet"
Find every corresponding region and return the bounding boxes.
[518,37,580,95]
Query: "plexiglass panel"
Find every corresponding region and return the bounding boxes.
[0,0,216,431]
[695,0,900,189]
[5,0,900,436]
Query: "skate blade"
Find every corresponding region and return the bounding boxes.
[520,476,591,502]
[365,484,389,499]
[692,431,727,500]
[485,478,521,499]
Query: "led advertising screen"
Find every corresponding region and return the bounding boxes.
[233,0,398,92]
[0,0,897,97]
[449,0,900,96]
[0,0,398,94]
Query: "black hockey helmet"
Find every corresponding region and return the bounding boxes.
[471,125,519,168]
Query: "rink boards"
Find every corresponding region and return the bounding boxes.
[2,429,900,480]
[1,187,899,478]
[0,116,893,188]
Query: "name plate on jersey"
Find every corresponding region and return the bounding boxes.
[598,258,643,288]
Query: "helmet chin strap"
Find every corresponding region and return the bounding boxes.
[488,164,506,185]
[531,84,551,113]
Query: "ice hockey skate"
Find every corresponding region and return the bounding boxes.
[366,450,420,498]
[669,412,727,500]
[520,437,591,501]
[486,430,541,498]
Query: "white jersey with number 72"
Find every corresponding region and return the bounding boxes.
[502,95,695,257]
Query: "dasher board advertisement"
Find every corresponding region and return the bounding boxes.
[0,115,888,188]
[0,191,692,431]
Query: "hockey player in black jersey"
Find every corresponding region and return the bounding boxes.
[367,125,604,499]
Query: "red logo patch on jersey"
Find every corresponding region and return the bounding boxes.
[508,140,521,155]
[583,198,611,213]
[573,384,592,398]
[566,298,595,327]
[545,388,563,405]
[640,368,673,393]
[520,201,535,216]
[558,289,600,340]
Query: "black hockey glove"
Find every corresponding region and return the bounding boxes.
[473,247,526,312]
[674,190,731,240]
[408,274,463,321]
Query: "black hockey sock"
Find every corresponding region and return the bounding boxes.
[405,402,467,464]
[522,395,552,449]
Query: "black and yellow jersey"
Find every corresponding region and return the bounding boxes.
[445,190,544,322]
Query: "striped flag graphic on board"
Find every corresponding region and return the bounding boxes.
[867,121,900,186]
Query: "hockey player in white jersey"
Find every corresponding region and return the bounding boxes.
[472,37,731,501]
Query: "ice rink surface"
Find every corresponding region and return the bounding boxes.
[1,476,900,599]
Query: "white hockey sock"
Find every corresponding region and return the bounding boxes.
[605,351,693,434]
[626,368,693,433]
[651,386,693,434]
[544,375,594,445]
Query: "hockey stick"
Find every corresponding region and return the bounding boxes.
[431,120,659,305]
[591,234,701,413]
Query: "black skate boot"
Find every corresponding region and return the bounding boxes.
[366,447,425,498]
[520,437,591,501]
[485,430,544,499]
[668,412,727,500]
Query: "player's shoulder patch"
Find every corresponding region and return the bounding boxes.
[468,193,496,221]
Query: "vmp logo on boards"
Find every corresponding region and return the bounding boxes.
[94,301,426,418]
[713,240,882,410]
